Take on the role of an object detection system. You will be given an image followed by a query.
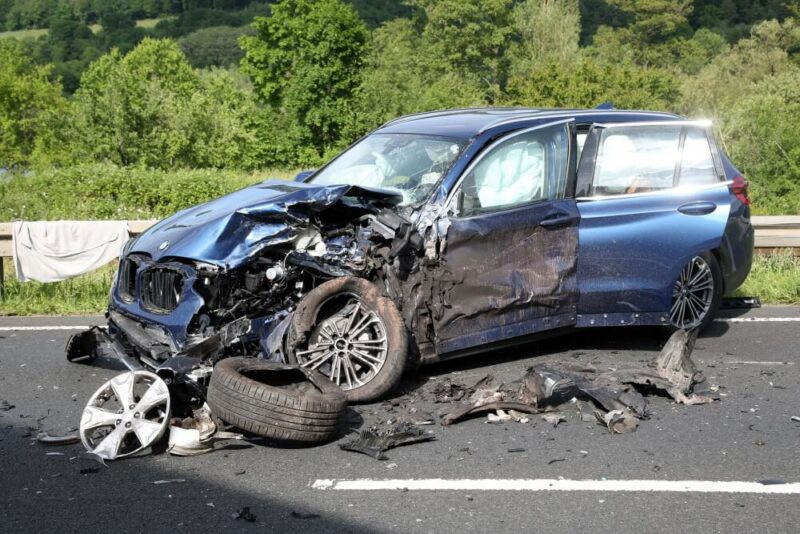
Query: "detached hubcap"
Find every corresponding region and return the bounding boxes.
[297,298,388,390]
[79,371,170,460]
[670,256,714,329]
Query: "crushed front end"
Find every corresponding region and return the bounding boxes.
[66,180,412,406]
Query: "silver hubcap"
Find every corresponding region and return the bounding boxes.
[297,298,388,390]
[80,371,170,460]
[670,256,714,329]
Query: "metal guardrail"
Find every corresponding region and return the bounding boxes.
[0,216,798,296]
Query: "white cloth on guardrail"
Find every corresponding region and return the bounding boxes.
[12,221,129,282]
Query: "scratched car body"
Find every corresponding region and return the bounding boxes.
[72,108,753,402]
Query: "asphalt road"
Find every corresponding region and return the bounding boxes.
[1,306,799,533]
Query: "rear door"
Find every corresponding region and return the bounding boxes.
[432,120,579,354]
[574,120,731,323]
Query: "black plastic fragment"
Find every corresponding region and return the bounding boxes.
[339,423,436,460]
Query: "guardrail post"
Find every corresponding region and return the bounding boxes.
[0,257,5,300]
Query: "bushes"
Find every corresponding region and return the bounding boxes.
[0,165,296,221]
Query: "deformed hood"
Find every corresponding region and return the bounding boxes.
[127,180,402,267]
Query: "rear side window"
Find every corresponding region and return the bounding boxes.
[590,124,719,196]
[679,127,717,186]
[592,125,682,196]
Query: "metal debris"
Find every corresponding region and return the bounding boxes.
[37,432,80,445]
[791,416,800,422]
[439,329,714,433]
[339,423,436,460]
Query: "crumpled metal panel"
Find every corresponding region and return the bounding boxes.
[429,199,579,350]
[128,180,401,268]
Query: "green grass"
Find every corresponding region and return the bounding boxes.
[1,250,798,316]
[0,28,48,40]
[0,258,113,315]
[731,250,800,304]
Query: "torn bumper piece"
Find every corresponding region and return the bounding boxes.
[66,326,143,371]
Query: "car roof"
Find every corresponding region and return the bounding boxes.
[375,107,682,138]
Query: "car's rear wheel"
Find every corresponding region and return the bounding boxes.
[669,253,722,331]
[287,277,408,403]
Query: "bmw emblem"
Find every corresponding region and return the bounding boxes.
[159,241,170,251]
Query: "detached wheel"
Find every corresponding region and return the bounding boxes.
[207,358,346,444]
[669,253,722,331]
[287,277,408,403]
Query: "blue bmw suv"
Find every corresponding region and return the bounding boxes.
[75,108,753,402]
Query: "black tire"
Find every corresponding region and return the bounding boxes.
[287,277,408,403]
[207,358,347,443]
[668,252,723,333]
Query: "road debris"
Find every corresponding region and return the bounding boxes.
[37,431,80,445]
[439,329,713,433]
[291,511,321,519]
[791,416,800,422]
[339,423,436,460]
[541,413,566,427]
[79,467,101,475]
[232,507,257,522]
[598,409,639,434]
[152,479,186,485]
[0,399,15,411]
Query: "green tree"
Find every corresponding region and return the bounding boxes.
[0,38,65,167]
[241,0,369,164]
[69,38,255,168]
[507,56,679,110]
[508,0,581,77]
[178,25,247,68]
[722,67,800,214]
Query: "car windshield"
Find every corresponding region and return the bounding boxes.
[309,133,467,206]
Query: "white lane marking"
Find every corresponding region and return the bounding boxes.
[311,478,800,494]
[715,317,800,322]
[0,326,92,331]
[725,360,795,366]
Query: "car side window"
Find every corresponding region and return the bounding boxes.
[679,127,717,186]
[457,123,569,216]
[591,125,682,196]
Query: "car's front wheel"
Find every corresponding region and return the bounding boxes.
[669,252,722,331]
[287,277,408,403]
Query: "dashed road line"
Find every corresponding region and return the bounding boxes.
[0,326,92,331]
[311,478,800,494]
[715,317,800,322]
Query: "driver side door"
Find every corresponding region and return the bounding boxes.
[432,120,580,354]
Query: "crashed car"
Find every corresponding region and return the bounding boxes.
[68,108,753,404]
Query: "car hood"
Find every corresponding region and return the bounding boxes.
[127,180,402,268]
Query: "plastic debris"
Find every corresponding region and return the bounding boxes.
[339,423,436,460]
[291,511,321,519]
[541,413,566,427]
[232,507,257,522]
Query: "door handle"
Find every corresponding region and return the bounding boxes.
[540,214,578,228]
[678,201,717,216]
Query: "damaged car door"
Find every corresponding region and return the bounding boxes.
[433,120,579,354]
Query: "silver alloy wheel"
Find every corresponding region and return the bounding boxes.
[670,256,715,329]
[296,297,388,390]
[80,371,170,460]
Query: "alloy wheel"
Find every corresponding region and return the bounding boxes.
[670,256,715,329]
[296,297,388,390]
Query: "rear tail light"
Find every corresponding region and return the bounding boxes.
[731,175,750,205]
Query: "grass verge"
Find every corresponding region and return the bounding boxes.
[1,252,798,316]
